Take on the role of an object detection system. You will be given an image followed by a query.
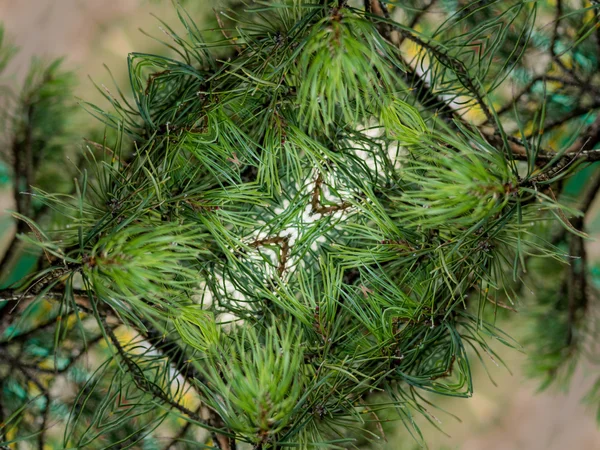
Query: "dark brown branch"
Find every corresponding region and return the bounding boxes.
[141,325,234,450]
[507,144,600,164]
[1,351,51,449]
[22,104,34,225]
[0,286,95,317]
[547,0,598,96]
[310,173,351,215]
[563,172,596,347]
[404,64,464,126]
[12,103,35,229]
[250,236,290,276]
[105,320,237,449]
[516,120,600,290]
[0,284,237,448]
[379,11,497,128]
[550,164,600,248]
[0,285,232,444]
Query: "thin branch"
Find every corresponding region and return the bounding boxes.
[250,236,290,277]
[142,325,235,450]
[1,351,51,449]
[483,76,542,124]
[0,103,35,283]
[520,114,600,184]
[380,10,497,128]
[0,287,96,316]
[364,1,475,128]
[19,332,107,375]
[310,173,351,215]
[547,0,597,95]
[2,279,236,449]
[566,228,588,346]
[525,104,600,140]
[213,9,242,55]
[407,0,437,31]
[506,143,600,164]
[101,318,209,426]
[164,406,201,450]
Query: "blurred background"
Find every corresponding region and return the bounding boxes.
[1,1,600,449]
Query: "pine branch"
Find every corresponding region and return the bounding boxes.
[525,104,600,139]
[0,350,51,449]
[0,59,76,287]
[483,75,590,125]
[100,318,209,426]
[4,1,600,447]
[0,284,237,447]
[365,1,496,128]
[523,114,600,185]
[143,322,236,450]
[364,0,464,127]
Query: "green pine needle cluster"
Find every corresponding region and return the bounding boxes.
[1,0,600,449]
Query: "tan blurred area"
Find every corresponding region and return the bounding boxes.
[0,0,137,76]
[0,1,599,449]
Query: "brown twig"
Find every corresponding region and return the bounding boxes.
[250,236,290,276]
[310,173,351,215]
[213,8,242,55]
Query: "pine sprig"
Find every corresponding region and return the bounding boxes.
[1,1,600,448]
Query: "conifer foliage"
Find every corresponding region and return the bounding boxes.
[1,1,600,448]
